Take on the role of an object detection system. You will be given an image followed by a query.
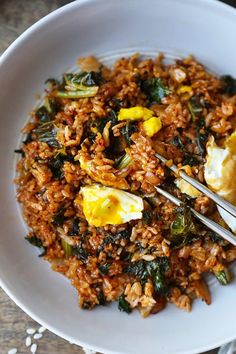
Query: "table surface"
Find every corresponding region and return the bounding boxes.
[0,0,234,353]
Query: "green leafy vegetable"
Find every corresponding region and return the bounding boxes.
[98,262,111,275]
[61,239,72,258]
[97,290,106,305]
[72,232,90,262]
[48,152,74,180]
[188,96,203,121]
[14,149,25,157]
[96,110,117,134]
[171,136,185,149]
[98,230,130,252]
[118,294,132,313]
[68,217,80,236]
[56,87,99,99]
[141,78,171,103]
[214,269,231,285]
[142,209,153,225]
[25,235,46,257]
[170,205,198,248]
[68,71,102,87]
[196,118,209,156]
[52,206,67,227]
[220,75,236,96]
[120,121,137,146]
[115,153,133,170]
[35,106,51,123]
[33,122,60,148]
[125,258,169,295]
[183,153,200,166]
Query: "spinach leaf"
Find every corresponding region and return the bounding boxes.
[33,122,60,148]
[220,75,236,96]
[141,78,171,103]
[142,209,153,225]
[118,294,132,313]
[25,235,46,257]
[97,110,117,133]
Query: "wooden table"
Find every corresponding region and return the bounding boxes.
[0,0,234,353]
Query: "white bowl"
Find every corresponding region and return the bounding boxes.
[1,1,236,353]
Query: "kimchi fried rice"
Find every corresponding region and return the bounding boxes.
[15,54,236,317]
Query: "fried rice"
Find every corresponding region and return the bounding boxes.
[15,54,236,317]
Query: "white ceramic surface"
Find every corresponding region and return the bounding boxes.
[0,0,236,353]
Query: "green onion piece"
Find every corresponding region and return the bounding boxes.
[214,268,232,285]
[61,239,72,258]
[56,87,98,99]
[116,153,133,170]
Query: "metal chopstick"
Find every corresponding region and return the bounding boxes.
[155,152,236,218]
[155,186,236,246]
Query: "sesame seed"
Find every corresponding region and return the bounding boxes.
[38,326,46,333]
[26,328,36,335]
[34,333,42,340]
[30,343,37,353]
[25,336,32,347]
[8,349,17,354]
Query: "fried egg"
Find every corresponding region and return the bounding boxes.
[204,133,236,233]
[80,185,144,227]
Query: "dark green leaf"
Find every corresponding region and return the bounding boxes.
[33,122,60,148]
[125,258,169,295]
[14,149,25,157]
[25,235,46,257]
[171,136,185,149]
[196,118,209,156]
[141,78,171,103]
[48,153,74,180]
[220,75,236,96]
[98,230,130,252]
[70,71,102,87]
[142,209,153,225]
[98,262,111,275]
[68,217,80,236]
[188,96,203,120]
[118,295,132,313]
[120,121,137,146]
[183,153,199,166]
[52,206,67,227]
[170,205,198,248]
[97,290,106,305]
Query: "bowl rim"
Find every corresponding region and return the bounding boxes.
[1,0,236,353]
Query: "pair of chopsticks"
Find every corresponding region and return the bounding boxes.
[155,152,236,246]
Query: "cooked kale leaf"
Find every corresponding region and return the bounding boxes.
[25,235,46,257]
[125,257,169,295]
[220,75,236,96]
[118,294,132,313]
[33,122,60,148]
[141,78,171,103]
